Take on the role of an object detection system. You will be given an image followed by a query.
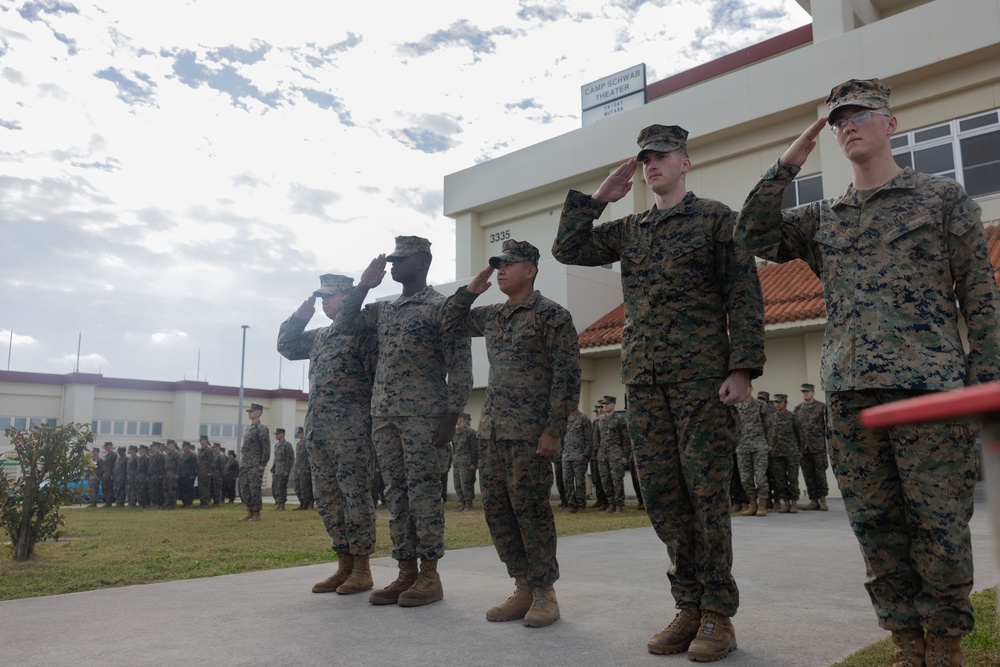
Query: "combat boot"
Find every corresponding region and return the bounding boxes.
[240,509,254,521]
[456,503,466,512]
[247,510,261,522]
[276,502,285,511]
[397,559,443,607]
[466,502,474,511]
[523,585,559,627]
[568,506,578,514]
[486,577,533,622]
[687,611,737,662]
[818,497,829,511]
[605,505,616,514]
[890,628,925,667]
[369,559,418,605]
[789,500,799,514]
[647,606,701,654]
[591,500,608,510]
[756,498,768,517]
[730,503,741,514]
[740,500,757,517]
[337,555,373,595]
[778,500,791,514]
[805,499,820,511]
[924,632,962,667]
[312,553,354,593]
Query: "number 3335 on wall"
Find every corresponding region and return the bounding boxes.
[489,230,510,243]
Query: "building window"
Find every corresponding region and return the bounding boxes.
[202,423,236,439]
[2,416,57,431]
[91,420,163,436]
[892,108,1000,198]
[781,173,824,209]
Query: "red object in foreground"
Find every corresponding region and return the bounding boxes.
[860,381,1000,429]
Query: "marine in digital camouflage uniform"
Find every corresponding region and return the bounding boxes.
[136,444,150,507]
[735,389,772,514]
[269,428,295,510]
[292,427,314,510]
[197,436,215,508]
[101,442,117,506]
[148,442,165,508]
[451,413,479,511]
[87,448,102,506]
[793,384,829,509]
[735,78,1000,662]
[114,445,128,507]
[126,446,139,507]
[589,403,607,509]
[212,443,226,505]
[442,239,581,627]
[561,408,593,512]
[595,396,629,512]
[179,441,197,507]
[553,124,765,661]
[278,273,378,594]
[162,440,181,509]
[334,237,472,608]
[223,450,238,503]
[238,404,270,520]
[767,394,800,513]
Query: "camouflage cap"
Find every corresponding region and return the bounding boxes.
[313,273,354,297]
[801,383,815,391]
[138,444,148,451]
[104,441,113,446]
[117,445,126,452]
[825,78,890,123]
[247,403,264,413]
[603,395,618,404]
[773,394,788,403]
[489,239,540,268]
[461,413,471,420]
[757,391,770,401]
[386,235,432,261]
[182,440,191,446]
[636,124,688,160]
[275,428,285,435]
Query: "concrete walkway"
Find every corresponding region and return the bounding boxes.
[3,493,997,667]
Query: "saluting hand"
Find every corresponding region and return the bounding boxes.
[467,266,494,295]
[592,158,637,203]
[293,296,316,320]
[359,254,387,289]
[779,117,828,169]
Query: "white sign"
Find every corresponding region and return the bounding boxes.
[582,90,647,126]
[581,64,647,120]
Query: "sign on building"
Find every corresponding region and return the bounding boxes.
[581,64,647,127]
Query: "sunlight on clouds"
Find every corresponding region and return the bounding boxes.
[0,330,39,346]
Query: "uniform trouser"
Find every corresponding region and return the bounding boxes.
[272,473,289,503]
[163,476,179,507]
[589,458,606,503]
[629,460,643,504]
[562,459,587,508]
[628,380,739,617]
[198,473,212,505]
[116,477,127,506]
[128,478,140,507]
[102,479,114,504]
[179,476,194,505]
[214,475,225,503]
[737,447,769,500]
[828,390,976,635]
[239,468,263,511]
[729,453,747,505]
[480,436,559,588]
[308,437,376,555]
[295,469,314,506]
[800,450,830,499]
[373,416,448,562]
[149,476,163,506]
[88,477,100,505]
[223,477,236,502]
[553,461,566,503]
[598,458,626,507]
[768,455,800,501]
[136,475,149,507]
[453,465,476,505]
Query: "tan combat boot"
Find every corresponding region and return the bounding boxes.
[687,611,737,662]
[369,559,418,605]
[647,606,701,655]
[240,509,254,521]
[276,502,285,511]
[924,632,962,667]
[312,552,355,593]
[891,628,925,667]
[756,498,768,517]
[818,497,829,511]
[337,554,373,595]
[397,559,443,607]
[778,500,791,514]
[740,500,757,517]
[789,500,799,514]
[730,503,742,514]
[486,578,533,622]
[805,499,820,511]
[248,510,261,522]
[523,585,559,627]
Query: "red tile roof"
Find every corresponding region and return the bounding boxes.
[580,220,1000,349]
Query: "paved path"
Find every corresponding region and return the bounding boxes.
[3,495,997,667]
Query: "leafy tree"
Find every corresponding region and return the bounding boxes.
[0,423,93,561]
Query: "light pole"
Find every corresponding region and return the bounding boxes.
[237,325,249,463]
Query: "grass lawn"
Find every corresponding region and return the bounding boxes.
[0,500,650,601]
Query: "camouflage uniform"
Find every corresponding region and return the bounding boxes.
[126,450,139,507]
[278,293,378,555]
[596,409,629,509]
[334,278,472,563]
[148,448,165,507]
[223,455,238,502]
[734,80,1000,636]
[270,436,295,505]
[136,450,149,507]
[292,435,314,508]
[561,411,593,509]
[163,446,181,509]
[793,400,829,500]
[179,446,197,506]
[451,422,479,506]
[735,398,772,501]
[441,280,581,589]
[239,420,271,512]
[553,133,765,617]
[114,450,128,507]
[213,448,226,504]
[101,447,117,505]
[768,410,801,502]
[87,456,102,506]
[197,442,215,506]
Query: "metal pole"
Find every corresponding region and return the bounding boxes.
[75,331,82,373]
[237,325,249,464]
[6,329,11,371]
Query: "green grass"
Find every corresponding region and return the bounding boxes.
[832,588,998,667]
[0,500,651,601]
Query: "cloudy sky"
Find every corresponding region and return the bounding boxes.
[1,0,809,390]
